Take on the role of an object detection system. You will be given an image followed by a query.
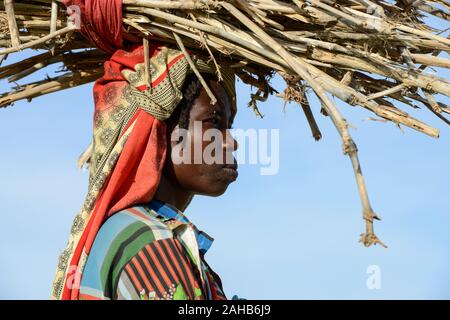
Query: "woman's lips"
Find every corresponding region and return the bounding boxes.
[223,162,237,170]
[221,163,238,180]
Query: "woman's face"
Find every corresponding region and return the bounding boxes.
[166,80,239,196]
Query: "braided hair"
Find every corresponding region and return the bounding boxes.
[167,72,218,130]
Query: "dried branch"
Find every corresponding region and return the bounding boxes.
[2,0,450,248]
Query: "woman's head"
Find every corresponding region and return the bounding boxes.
[163,73,239,198]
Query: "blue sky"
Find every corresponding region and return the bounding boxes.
[1,29,449,299]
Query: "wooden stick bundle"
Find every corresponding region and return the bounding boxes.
[1,0,449,248]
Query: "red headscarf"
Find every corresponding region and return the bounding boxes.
[63,0,123,53]
[54,0,166,300]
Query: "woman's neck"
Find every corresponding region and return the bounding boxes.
[153,173,194,212]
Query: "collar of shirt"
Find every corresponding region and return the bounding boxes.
[146,199,214,256]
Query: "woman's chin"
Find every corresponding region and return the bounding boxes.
[199,180,235,197]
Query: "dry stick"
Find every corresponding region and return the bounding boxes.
[366,84,407,102]
[123,17,151,36]
[417,3,450,21]
[309,0,450,47]
[437,0,450,10]
[0,54,8,66]
[395,37,449,53]
[308,48,450,98]
[299,87,322,141]
[222,1,386,247]
[7,50,105,82]
[401,45,450,123]
[396,24,450,48]
[401,47,416,70]
[355,68,440,108]
[0,70,101,107]
[248,1,303,14]
[9,55,60,82]
[412,53,450,69]
[246,0,268,17]
[278,72,322,140]
[340,71,353,86]
[0,52,67,79]
[420,89,450,125]
[124,20,190,49]
[235,0,266,28]
[0,24,76,55]
[0,53,107,104]
[189,13,223,82]
[304,63,439,137]
[416,49,450,122]
[0,36,49,46]
[172,31,217,106]
[236,0,284,30]
[123,0,215,10]
[49,0,58,55]
[353,0,386,18]
[302,0,389,33]
[4,0,20,47]
[260,3,390,245]
[77,141,93,170]
[422,89,443,114]
[255,13,285,31]
[0,50,54,75]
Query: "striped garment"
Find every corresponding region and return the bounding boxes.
[78,199,227,300]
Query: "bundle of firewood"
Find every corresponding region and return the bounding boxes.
[1,0,449,248]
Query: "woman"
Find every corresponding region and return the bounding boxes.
[52,0,238,300]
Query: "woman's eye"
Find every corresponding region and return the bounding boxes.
[204,116,227,129]
[206,117,219,125]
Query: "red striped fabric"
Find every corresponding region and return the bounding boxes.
[122,238,225,300]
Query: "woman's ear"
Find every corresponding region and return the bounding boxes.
[166,121,183,149]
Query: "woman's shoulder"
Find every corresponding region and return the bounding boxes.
[92,205,174,253]
[79,204,174,299]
